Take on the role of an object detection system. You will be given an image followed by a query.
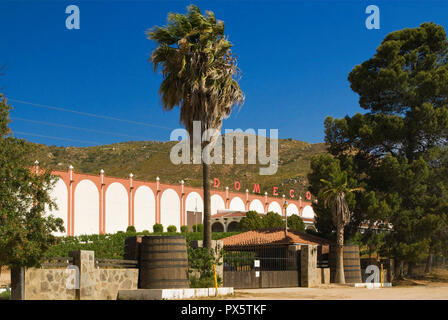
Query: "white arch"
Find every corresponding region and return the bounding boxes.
[134,186,156,232]
[74,179,99,235]
[249,199,265,213]
[229,197,245,211]
[185,192,203,213]
[160,188,180,230]
[46,178,68,236]
[268,201,282,215]
[286,203,299,217]
[211,194,226,215]
[105,182,129,234]
[302,205,315,219]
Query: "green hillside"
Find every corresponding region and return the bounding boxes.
[25,136,328,198]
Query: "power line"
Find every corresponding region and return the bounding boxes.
[13,131,101,145]
[8,98,174,130]
[11,116,152,140]
[12,130,173,155]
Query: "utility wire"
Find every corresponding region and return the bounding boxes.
[13,131,101,145]
[11,116,152,140]
[8,98,174,130]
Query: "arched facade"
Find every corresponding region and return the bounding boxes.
[229,197,245,211]
[105,182,129,234]
[160,188,181,230]
[43,169,316,236]
[74,179,100,235]
[211,194,226,214]
[134,186,156,232]
[185,192,203,213]
[286,203,299,217]
[302,205,315,219]
[268,201,282,215]
[227,221,239,232]
[249,199,265,213]
[47,178,68,236]
[212,221,225,232]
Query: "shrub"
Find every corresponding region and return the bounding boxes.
[0,288,11,300]
[126,226,136,233]
[192,224,204,233]
[238,211,263,231]
[189,274,222,288]
[287,215,305,232]
[153,224,163,233]
[187,246,222,288]
[180,226,188,233]
[167,225,177,233]
[142,230,150,235]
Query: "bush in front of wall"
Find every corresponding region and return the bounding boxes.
[153,224,163,233]
[167,225,177,233]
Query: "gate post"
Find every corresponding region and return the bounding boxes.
[301,245,319,287]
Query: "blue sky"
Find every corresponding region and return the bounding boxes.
[1,0,448,146]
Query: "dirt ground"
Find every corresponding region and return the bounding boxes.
[225,268,448,300]
[226,282,448,300]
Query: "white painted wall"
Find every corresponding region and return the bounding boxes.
[74,179,99,235]
[160,188,180,230]
[46,178,68,236]
[268,201,282,215]
[211,194,225,215]
[286,203,299,217]
[185,192,203,213]
[302,205,315,219]
[134,186,156,232]
[105,182,129,234]
[249,199,265,213]
[229,197,245,211]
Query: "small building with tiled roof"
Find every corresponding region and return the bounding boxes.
[221,229,333,273]
[222,229,332,254]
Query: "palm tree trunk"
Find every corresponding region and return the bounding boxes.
[425,253,433,274]
[202,162,212,250]
[335,224,346,284]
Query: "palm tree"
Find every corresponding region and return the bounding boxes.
[320,171,363,284]
[147,5,244,249]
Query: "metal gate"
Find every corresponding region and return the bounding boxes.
[223,245,301,288]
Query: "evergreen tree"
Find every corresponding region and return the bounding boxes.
[315,23,448,277]
[0,95,64,269]
[286,214,305,232]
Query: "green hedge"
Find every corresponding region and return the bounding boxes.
[45,231,240,259]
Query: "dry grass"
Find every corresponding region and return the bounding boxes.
[393,268,448,287]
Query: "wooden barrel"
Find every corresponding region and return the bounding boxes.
[124,236,143,261]
[329,244,362,283]
[139,236,189,289]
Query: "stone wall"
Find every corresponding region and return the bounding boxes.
[24,268,77,300]
[23,250,138,300]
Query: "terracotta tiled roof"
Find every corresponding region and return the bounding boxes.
[212,211,316,222]
[222,229,332,248]
[212,211,247,218]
